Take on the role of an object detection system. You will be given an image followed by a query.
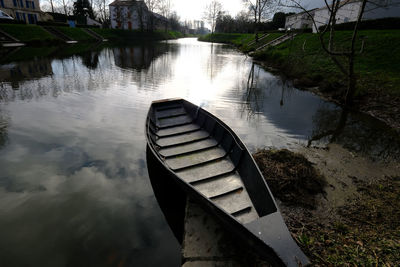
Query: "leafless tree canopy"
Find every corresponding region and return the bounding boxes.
[243,0,277,23]
[282,0,370,104]
[203,0,223,34]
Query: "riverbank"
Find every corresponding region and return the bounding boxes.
[253,146,400,265]
[199,30,400,131]
[0,24,184,45]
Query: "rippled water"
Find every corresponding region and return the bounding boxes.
[0,38,399,266]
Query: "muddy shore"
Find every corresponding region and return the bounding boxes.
[254,145,400,265]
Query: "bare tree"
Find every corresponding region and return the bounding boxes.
[282,0,371,105]
[46,0,55,13]
[60,0,68,15]
[243,0,275,41]
[203,0,223,34]
[157,0,171,31]
[145,0,159,31]
[93,0,110,23]
[137,1,148,32]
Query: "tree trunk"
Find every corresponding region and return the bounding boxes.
[62,0,67,15]
[345,57,356,105]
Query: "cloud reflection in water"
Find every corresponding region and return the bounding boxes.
[0,38,399,267]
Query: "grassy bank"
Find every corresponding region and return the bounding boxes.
[0,24,58,43]
[92,28,184,42]
[198,33,254,46]
[201,30,400,130]
[0,24,184,45]
[198,32,285,52]
[56,27,95,41]
[254,30,400,130]
[252,30,400,97]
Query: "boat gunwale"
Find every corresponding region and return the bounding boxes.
[145,98,308,266]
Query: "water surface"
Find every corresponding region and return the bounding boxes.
[0,38,399,267]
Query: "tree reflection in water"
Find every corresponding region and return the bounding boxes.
[309,107,400,160]
[81,50,101,70]
[308,108,349,147]
[0,109,8,149]
[241,62,263,119]
[241,63,294,119]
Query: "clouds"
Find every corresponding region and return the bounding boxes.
[172,0,244,21]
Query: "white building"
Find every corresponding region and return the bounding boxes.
[285,0,400,33]
[109,0,167,31]
[285,9,317,30]
[312,0,362,33]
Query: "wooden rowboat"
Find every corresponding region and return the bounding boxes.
[145,98,309,266]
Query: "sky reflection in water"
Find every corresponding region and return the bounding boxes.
[0,38,399,267]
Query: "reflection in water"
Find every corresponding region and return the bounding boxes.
[0,38,399,267]
[113,42,175,71]
[0,59,53,89]
[309,107,400,160]
[81,50,101,70]
[308,108,349,146]
[243,62,264,117]
[0,109,8,148]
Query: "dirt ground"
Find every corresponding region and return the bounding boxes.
[254,144,400,266]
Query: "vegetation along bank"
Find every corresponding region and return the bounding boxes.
[0,24,184,45]
[199,29,400,131]
[253,147,400,266]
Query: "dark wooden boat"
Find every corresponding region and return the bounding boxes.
[145,98,309,266]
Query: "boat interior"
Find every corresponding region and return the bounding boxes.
[146,99,278,224]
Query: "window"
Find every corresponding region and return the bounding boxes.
[26,0,29,7]
[344,17,349,23]
[16,12,20,20]
[28,13,34,23]
[32,1,35,9]
[20,0,23,7]
[0,0,4,8]
[13,0,17,7]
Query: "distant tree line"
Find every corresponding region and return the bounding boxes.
[215,11,294,33]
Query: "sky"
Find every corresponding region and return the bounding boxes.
[169,0,322,22]
[170,0,245,21]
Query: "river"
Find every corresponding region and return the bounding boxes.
[0,38,399,266]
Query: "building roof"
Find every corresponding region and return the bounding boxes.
[151,11,167,22]
[288,0,362,17]
[109,0,146,7]
[314,0,361,11]
[286,8,317,19]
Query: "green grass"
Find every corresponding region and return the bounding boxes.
[197,32,288,53]
[198,33,254,46]
[92,28,183,41]
[253,30,400,96]
[0,24,182,44]
[55,27,94,41]
[243,33,285,51]
[0,24,57,42]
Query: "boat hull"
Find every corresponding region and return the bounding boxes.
[145,99,309,266]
